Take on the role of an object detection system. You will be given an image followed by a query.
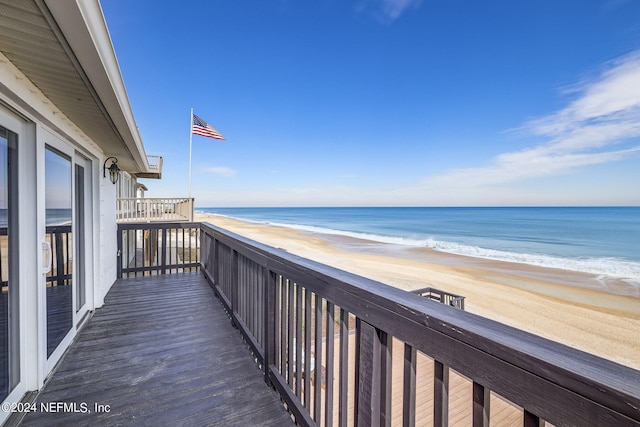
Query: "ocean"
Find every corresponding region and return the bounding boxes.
[0,208,71,227]
[197,207,640,285]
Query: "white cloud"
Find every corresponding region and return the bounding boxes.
[203,166,237,177]
[426,50,640,190]
[380,0,422,20]
[357,0,422,22]
[428,147,639,189]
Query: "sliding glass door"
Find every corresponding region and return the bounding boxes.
[44,146,73,357]
[41,134,94,372]
[0,125,18,401]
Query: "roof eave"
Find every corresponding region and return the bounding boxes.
[43,0,150,173]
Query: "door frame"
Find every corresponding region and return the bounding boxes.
[38,129,95,378]
[0,105,30,422]
[74,153,94,325]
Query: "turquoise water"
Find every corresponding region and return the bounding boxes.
[0,208,71,226]
[197,207,640,282]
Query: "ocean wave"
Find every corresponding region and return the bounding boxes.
[197,211,640,282]
[264,221,640,282]
[425,240,640,281]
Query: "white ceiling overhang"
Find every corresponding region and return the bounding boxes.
[0,0,152,175]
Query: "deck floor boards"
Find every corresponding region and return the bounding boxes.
[21,272,292,427]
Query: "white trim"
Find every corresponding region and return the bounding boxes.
[0,105,32,426]
[74,154,94,324]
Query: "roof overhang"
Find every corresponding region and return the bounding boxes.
[0,0,157,177]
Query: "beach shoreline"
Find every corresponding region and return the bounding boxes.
[195,212,640,370]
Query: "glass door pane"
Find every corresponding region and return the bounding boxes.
[75,163,85,313]
[45,147,73,357]
[0,126,18,400]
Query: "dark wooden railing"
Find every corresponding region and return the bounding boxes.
[199,222,640,427]
[2,225,72,287]
[118,222,640,426]
[117,222,200,278]
[45,225,72,286]
[2,225,72,288]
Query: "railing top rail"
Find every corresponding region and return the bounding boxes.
[200,221,640,423]
[117,197,194,202]
[118,221,201,231]
[45,224,73,233]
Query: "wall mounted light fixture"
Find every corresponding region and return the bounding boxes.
[103,156,120,184]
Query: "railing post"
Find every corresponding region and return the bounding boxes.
[339,308,350,427]
[264,268,277,386]
[313,293,323,423]
[473,381,490,427]
[356,318,375,427]
[160,227,167,274]
[199,227,206,271]
[355,319,391,427]
[117,224,123,278]
[213,236,219,288]
[232,249,239,318]
[325,301,336,427]
[434,360,449,427]
[380,330,392,427]
[403,343,417,427]
[524,410,544,427]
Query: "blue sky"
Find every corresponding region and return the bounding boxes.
[102,0,640,207]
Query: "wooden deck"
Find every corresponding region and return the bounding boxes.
[21,273,292,427]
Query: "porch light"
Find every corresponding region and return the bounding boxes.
[103,157,120,184]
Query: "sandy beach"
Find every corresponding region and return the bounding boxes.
[195,213,640,370]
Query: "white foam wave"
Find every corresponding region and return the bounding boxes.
[264,221,640,282]
[196,212,640,283]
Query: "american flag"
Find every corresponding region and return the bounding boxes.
[192,114,226,140]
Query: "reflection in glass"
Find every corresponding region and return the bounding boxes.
[45,147,73,357]
[1,126,18,400]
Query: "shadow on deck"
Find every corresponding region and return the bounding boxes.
[21,273,292,426]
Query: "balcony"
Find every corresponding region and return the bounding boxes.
[135,155,163,179]
[116,198,194,223]
[17,221,640,426]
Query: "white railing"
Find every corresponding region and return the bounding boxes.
[147,155,162,173]
[116,198,194,222]
[136,156,163,179]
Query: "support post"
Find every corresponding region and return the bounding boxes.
[434,360,449,427]
[473,381,490,427]
[264,268,277,386]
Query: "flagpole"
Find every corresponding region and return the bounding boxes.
[188,108,194,198]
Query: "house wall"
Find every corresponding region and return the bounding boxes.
[98,175,117,308]
[0,49,124,419]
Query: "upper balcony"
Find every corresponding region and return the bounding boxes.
[135,155,163,179]
[116,197,194,223]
